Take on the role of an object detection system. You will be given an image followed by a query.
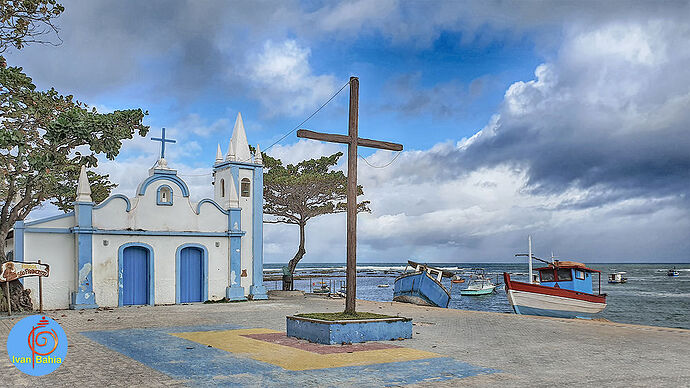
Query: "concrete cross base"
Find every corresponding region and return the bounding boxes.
[226,286,247,301]
[286,315,412,345]
[249,285,268,300]
[69,292,99,310]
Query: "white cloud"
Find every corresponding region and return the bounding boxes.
[266,139,345,166]
[246,40,341,117]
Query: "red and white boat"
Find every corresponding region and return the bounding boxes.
[504,237,607,318]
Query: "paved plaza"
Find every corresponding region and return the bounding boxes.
[1,296,689,387]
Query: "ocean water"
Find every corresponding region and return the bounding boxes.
[264,262,690,330]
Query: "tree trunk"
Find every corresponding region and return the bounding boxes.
[287,221,306,277]
[0,232,34,312]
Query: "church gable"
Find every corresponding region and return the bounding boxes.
[93,172,228,233]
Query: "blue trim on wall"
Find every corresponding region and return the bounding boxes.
[230,166,240,200]
[229,208,241,232]
[213,160,262,170]
[227,235,245,301]
[93,194,132,212]
[24,212,74,227]
[136,174,190,197]
[175,243,209,304]
[118,242,155,307]
[226,207,245,300]
[249,165,267,300]
[70,202,98,310]
[156,184,174,206]
[24,228,72,234]
[76,202,93,228]
[94,229,244,237]
[22,228,244,237]
[196,199,229,215]
[12,221,24,262]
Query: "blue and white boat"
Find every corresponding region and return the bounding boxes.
[505,237,607,318]
[393,261,453,308]
[667,267,680,277]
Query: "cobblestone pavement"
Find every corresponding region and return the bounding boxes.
[1,296,688,387]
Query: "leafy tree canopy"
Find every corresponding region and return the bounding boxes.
[261,150,369,274]
[0,61,149,260]
[0,0,64,52]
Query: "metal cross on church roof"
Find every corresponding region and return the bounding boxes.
[151,127,176,159]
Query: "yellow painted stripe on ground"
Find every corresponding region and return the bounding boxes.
[171,328,442,371]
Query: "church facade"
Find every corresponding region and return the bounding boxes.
[11,113,268,310]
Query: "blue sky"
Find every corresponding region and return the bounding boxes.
[7,1,690,263]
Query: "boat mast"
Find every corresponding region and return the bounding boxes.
[528,235,533,284]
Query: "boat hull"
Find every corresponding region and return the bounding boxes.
[460,287,496,296]
[394,272,450,308]
[504,273,606,318]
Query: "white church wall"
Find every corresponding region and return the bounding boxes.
[92,235,230,307]
[239,168,253,290]
[28,215,75,229]
[22,232,75,310]
[94,182,227,233]
[93,197,131,230]
[95,189,227,232]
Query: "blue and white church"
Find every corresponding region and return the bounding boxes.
[12,112,268,310]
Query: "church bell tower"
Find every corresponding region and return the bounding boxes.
[213,112,267,300]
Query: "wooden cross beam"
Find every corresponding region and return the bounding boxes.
[297,77,403,313]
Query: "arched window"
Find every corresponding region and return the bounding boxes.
[220,179,225,197]
[241,178,251,197]
[157,185,173,205]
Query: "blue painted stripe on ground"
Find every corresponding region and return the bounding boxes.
[81,325,498,387]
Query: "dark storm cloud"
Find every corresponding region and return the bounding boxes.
[379,72,498,119]
[3,0,298,99]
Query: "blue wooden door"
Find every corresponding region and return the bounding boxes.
[122,246,149,305]
[180,247,203,302]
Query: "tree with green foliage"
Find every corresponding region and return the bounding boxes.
[0,0,64,52]
[0,61,148,311]
[49,166,117,213]
[261,151,370,276]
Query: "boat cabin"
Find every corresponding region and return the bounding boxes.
[535,261,600,294]
[407,260,454,283]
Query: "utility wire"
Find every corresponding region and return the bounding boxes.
[358,151,402,169]
[177,79,352,175]
[263,79,351,153]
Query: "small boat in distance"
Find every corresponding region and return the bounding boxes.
[393,260,454,308]
[460,270,498,296]
[312,281,330,294]
[504,236,607,318]
[451,275,465,284]
[608,272,628,284]
[667,267,680,277]
[377,284,390,288]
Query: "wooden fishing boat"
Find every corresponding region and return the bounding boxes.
[505,237,607,318]
[393,261,453,308]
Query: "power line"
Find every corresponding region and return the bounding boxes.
[263,79,351,153]
[178,79,351,172]
[358,151,402,168]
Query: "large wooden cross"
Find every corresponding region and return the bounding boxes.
[297,77,403,313]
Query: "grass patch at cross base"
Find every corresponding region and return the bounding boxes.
[295,312,399,321]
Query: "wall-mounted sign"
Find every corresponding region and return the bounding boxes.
[0,261,50,283]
